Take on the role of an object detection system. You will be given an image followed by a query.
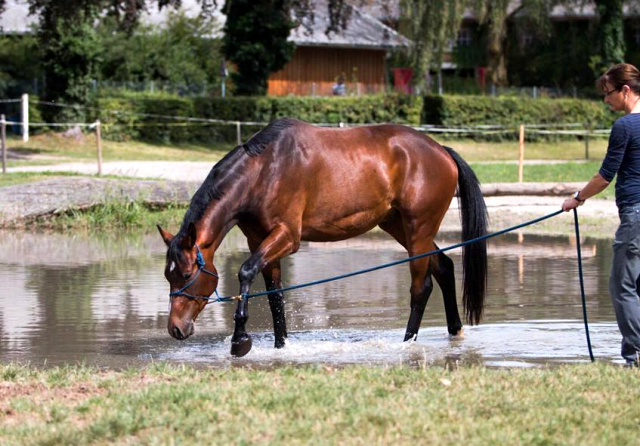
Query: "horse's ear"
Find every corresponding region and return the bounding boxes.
[157,225,174,247]
[181,222,197,249]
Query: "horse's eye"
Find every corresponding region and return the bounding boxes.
[182,272,192,280]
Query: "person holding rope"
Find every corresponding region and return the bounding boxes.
[562,63,640,367]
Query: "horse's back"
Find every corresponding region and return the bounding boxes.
[300,123,459,203]
[248,119,459,241]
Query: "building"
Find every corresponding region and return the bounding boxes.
[268,0,410,96]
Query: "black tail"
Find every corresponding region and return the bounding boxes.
[443,146,488,325]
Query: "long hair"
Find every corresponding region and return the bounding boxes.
[443,146,488,325]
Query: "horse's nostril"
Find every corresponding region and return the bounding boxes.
[172,326,185,340]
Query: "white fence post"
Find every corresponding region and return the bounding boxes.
[1,114,6,174]
[21,94,29,142]
[95,120,102,176]
[518,124,525,183]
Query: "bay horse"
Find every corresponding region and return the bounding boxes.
[158,118,488,357]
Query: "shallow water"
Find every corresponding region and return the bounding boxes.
[0,228,623,368]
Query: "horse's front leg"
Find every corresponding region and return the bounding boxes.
[231,224,299,357]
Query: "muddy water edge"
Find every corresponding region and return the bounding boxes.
[0,225,623,368]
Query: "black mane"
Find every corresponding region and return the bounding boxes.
[176,118,298,237]
[242,117,298,156]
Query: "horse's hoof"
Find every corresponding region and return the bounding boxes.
[274,337,287,349]
[449,327,464,338]
[230,334,252,357]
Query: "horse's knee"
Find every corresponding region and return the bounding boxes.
[238,256,261,284]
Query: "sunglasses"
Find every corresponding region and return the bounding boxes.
[604,88,619,97]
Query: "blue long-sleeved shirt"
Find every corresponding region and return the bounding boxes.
[599,113,640,209]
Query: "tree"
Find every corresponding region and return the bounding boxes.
[591,0,626,76]
[38,7,101,123]
[221,0,352,95]
[97,12,223,94]
[398,0,465,92]
[0,0,191,121]
[467,0,561,87]
[222,0,297,95]
[0,0,353,105]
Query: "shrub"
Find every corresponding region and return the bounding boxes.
[423,95,617,138]
[92,92,423,143]
[90,91,617,144]
[422,94,619,141]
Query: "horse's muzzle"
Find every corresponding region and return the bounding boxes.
[168,321,194,340]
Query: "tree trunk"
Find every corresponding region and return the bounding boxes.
[592,0,626,75]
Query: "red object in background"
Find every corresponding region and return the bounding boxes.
[476,67,487,90]
[393,68,413,94]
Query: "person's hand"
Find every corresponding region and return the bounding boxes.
[562,196,583,212]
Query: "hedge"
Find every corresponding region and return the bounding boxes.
[90,92,423,143]
[76,92,619,144]
[423,95,618,129]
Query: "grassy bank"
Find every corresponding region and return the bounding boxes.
[0,363,637,445]
[34,201,188,231]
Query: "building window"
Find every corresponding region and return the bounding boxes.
[457,27,473,47]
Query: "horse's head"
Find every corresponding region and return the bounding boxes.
[158,223,218,341]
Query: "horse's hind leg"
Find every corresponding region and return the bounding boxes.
[405,256,434,342]
[379,213,435,341]
[262,260,288,348]
[432,248,463,336]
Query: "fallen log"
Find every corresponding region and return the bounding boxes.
[480,182,587,197]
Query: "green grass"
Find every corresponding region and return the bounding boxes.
[442,137,609,162]
[32,201,188,230]
[3,133,233,164]
[0,363,638,445]
[472,161,601,183]
[470,161,615,199]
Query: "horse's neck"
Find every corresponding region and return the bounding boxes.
[194,155,255,251]
[198,200,240,251]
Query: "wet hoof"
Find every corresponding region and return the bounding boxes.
[449,327,464,338]
[403,333,417,343]
[274,337,287,349]
[230,333,252,357]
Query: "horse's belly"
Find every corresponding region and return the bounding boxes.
[301,206,389,242]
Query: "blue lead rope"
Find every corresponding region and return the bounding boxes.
[210,208,594,362]
[573,208,595,362]
[213,209,565,302]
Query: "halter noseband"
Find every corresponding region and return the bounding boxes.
[169,244,219,301]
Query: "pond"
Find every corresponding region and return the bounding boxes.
[0,227,623,368]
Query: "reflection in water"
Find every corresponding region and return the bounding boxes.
[0,228,621,368]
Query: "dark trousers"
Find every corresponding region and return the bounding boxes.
[610,204,640,363]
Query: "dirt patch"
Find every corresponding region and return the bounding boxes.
[0,372,175,427]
